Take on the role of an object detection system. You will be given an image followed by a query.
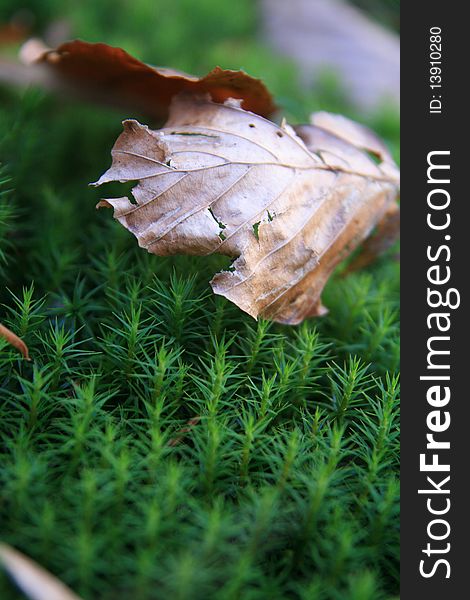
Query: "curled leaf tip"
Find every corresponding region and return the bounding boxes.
[0,323,30,360]
[96,200,112,209]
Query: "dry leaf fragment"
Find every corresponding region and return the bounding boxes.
[20,39,275,120]
[0,322,30,359]
[94,95,399,324]
[0,543,82,600]
[168,416,201,447]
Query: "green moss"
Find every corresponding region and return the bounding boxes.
[0,2,399,598]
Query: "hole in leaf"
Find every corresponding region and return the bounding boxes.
[276,131,283,138]
[122,181,138,205]
[267,210,274,222]
[98,180,139,205]
[252,221,261,241]
[249,123,255,128]
[365,150,382,165]
[208,207,226,231]
[224,257,238,272]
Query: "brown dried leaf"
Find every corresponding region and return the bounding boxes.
[94,95,399,324]
[22,39,274,119]
[0,543,82,600]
